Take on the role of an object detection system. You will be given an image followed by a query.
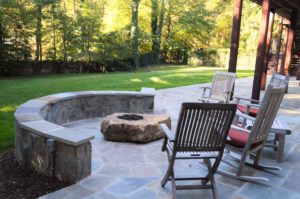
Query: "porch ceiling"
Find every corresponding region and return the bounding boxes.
[251,0,300,19]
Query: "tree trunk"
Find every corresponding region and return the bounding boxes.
[0,16,4,61]
[35,3,42,61]
[131,0,140,70]
[156,0,165,62]
[52,3,57,61]
[62,0,68,62]
[151,0,158,58]
[166,0,172,40]
[151,0,165,64]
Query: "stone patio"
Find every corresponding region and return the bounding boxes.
[40,76,300,199]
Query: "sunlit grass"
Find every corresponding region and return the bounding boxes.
[0,106,17,112]
[0,65,254,152]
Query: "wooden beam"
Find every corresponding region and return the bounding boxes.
[261,11,274,90]
[228,0,243,73]
[280,26,289,74]
[250,0,293,19]
[274,16,283,72]
[252,0,271,101]
[286,0,300,10]
[283,9,298,75]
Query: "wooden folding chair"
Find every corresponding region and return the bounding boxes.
[218,84,286,183]
[160,103,237,199]
[199,71,236,103]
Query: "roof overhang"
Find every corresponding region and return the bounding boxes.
[251,0,300,19]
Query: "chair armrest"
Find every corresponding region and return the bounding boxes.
[236,110,256,122]
[160,123,175,152]
[199,86,211,90]
[241,102,261,109]
[198,98,224,103]
[159,123,175,141]
[234,96,262,104]
[230,124,251,134]
[199,86,211,97]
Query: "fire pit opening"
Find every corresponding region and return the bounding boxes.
[117,114,144,121]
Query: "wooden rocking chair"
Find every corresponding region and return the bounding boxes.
[236,72,288,117]
[160,102,237,199]
[199,71,236,103]
[234,73,290,162]
[218,84,286,183]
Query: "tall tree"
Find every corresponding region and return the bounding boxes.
[51,2,57,60]
[35,1,42,61]
[0,9,4,61]
[151,0,165,63]
[131,0,140,69]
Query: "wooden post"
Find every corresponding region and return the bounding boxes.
[228,0,243,73]
[280,26,290,75]
[274,16,283,72]
[284,9,298,76]
[261,11,274,90]
[251,0,271,101]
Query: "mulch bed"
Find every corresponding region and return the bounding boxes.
[0,150,71,199]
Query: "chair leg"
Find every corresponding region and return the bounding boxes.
[161,157,175,187]
[236,152,248,176]
[205,159,217,199]
[253,148,263,165]
[170,173,177,199]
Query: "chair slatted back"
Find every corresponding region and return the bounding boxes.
[248,85,285,145]
[270,72,289,93]
[210,71,236,101]
[174,103,237,152]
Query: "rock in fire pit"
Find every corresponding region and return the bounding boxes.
[101,113,171,143]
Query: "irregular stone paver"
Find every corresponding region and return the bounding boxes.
[40,77,300,199]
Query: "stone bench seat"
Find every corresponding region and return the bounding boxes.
[20,120,94,146]
[14,88,155,183]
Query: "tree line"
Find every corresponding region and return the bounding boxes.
[0,0,262,71]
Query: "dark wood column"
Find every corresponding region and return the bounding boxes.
[261,11,274,90]
[284,9,298,76]
[251,0,271,101]
[280,25,290,74]
[228,0,243,73]
[274,16,283,72]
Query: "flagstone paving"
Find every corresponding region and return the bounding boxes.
[40,76,300,199]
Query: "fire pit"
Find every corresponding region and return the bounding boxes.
[101,113,171,143]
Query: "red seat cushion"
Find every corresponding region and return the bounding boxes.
[227,128,263,149]
[227,128,249,148]
[237,104,259,117]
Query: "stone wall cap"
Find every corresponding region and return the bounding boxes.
[20,120,95,146]
[14,106,43,122]
[141,87,155,95]
[19,99,48,108]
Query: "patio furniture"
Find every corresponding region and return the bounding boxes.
[236,72,288,117]
[218,84,286,183]
[235,73,290,162]
[160,102,237,199]
[267,120,292,162]
[199,71,236,103]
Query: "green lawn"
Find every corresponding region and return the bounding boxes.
[0,65,254,152]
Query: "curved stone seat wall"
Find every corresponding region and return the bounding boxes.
[14,88,155,183]
[40,91,154,125]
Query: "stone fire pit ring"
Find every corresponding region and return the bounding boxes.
[101,113,171,143]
